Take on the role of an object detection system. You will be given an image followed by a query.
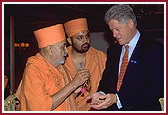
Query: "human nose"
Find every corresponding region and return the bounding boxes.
[83,36,90,43]
[112,30,118,38]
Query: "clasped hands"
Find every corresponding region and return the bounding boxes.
[87,92,117,110]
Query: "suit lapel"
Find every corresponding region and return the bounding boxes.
[112,44,122,93]
[119,35,145,91]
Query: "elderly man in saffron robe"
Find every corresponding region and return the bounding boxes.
[16,24,90,111]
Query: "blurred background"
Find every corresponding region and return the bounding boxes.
[3,3,164,95]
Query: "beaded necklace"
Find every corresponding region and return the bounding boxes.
[40,54,61,89]
[58,66,67,85]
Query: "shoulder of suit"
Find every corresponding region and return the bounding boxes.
[141,37,163,51]
[107,43,121,52]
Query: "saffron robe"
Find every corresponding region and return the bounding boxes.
[64,46,107,111]
[19,53,78,111]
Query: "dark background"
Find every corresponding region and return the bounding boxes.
[4,4,164,91]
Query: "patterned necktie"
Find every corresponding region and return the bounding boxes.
[117,45,129,92]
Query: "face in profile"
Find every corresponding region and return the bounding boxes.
[69,30,90,53]
[51,40,68,67]
[108,19,134,45]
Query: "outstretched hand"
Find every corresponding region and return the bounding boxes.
[87,92,117,110]
[87,92,105,105]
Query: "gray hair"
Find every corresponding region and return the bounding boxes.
[104,4,137,27]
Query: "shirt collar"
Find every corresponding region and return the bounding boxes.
[124,30,140,49]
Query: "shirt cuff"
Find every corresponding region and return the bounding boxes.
[115,93,122,109]
[99,91,106,95]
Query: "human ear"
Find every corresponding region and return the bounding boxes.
[47,45,52,56]
[128,19,134,28]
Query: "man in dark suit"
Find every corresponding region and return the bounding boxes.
[87,4,164,111]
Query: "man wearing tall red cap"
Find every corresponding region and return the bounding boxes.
[64,18,107,111]
[17,24,90,111]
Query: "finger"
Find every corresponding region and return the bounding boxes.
[100,105,109,109]
[89,104,100,110]
[86,94,93,100]
[90,99,98,105]
[78,69,89,73]
[97,102,109,110]
[89,96,112,110]
[99,95,106,100]
[91,101,100,105]
[89,103,105,110]
[80,71,90,77]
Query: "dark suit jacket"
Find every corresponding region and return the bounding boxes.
[98,34,164,111]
